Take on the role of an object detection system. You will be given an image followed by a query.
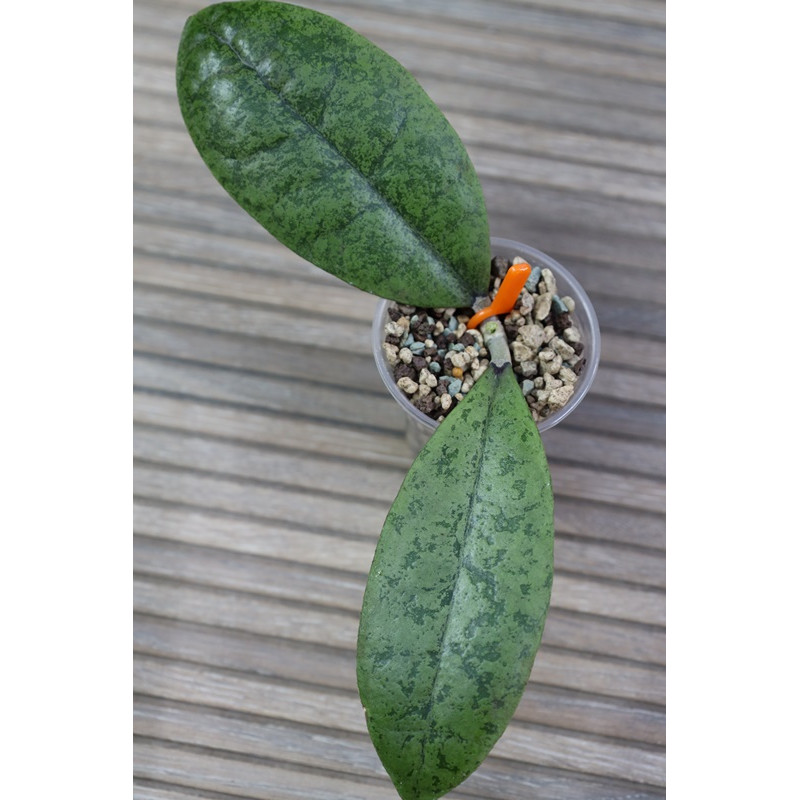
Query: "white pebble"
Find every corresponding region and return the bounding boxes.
[449,351,470,369]
[542,325,556,343]
[552,337,575,359]
[440,393,452,411]
[418,368,438,388]
[518,290,534,316]
[384,321,404,337]
[511,341,535,363]
[538,348,555,363]
[517,324,544,350]
[541,268,557,294]
[548,384,575,408]
[547,354,563,375]
[562,326,581,344]
[562,296,576,312]
[559,366,578,384]
[382,343,399,366]
[397,376,418,394]
[543,372,563,390]
[520,360,538,378]
[398,347,413,364]
[534,292,553,321]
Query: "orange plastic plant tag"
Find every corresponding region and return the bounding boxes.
[467,261,532,329]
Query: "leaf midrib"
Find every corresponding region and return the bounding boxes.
[418,370,497,776]
[200,22,472,302]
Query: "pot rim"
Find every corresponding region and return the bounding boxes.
[371,237,601,434]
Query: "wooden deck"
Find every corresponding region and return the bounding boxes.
[133,1,666,797]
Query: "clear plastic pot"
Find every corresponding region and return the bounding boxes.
[372,237,601,452]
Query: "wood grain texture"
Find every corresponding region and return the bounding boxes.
[133,0,665,797]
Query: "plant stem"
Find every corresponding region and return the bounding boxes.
[480,317,511,368]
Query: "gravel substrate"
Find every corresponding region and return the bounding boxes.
[381,255,587,424]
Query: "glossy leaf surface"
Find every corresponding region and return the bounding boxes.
[357,363,554,800]
[176,1,491,307]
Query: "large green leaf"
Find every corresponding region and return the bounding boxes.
[357,362,554,800]
[176,1,491,307]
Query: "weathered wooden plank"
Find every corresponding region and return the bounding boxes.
[143,0,666,62]
[483,176,665,239]
[132,427,406,506]
[135,254,373,323]
[133,459,665,550]
[511,0,665,27]
[542,426,665,477]
[132,287,665,416]
[136,1,665,84]
[133,390,409,467]
[135,614,665,745]
[133,535,665,655]
[133,331,664,434]
[331,0,667,52]
[135,119,663,207]
[133,217,665,313]
[134,87,665,176]
[132,318,665,445]
[134,151,664,241]
[135,0,665,77]
[133,576,664,704]
[132,286,370,355]
[134,54,665,146]
[135,697,665,799]
[134,388,665,479]
[133,431,664,528]
[134,497,665,588]
[133,421,666,519]
[133,353,397,431]
[134,655,663,784]
[133,220,322,281]
[556,535,664,589]
[563,394,665,442]
[134,738,397,800]
[133,187,665,285]
[597,331,665,373]
[135,120,665,240]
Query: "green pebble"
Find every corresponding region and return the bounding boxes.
[429,362,441,373]
[521,379,535,396]
[409,341,425,352]
[525,266,542,292]
[551,295,568,314]
[447,379,463,396]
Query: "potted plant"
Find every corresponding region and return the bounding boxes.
[176,3,598,798]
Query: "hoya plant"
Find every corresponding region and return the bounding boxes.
[176,2,554,797]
